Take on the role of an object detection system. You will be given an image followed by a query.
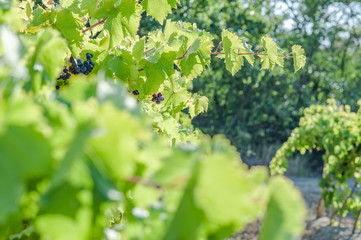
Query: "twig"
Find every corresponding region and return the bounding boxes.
[256,45,263,54]
[334,182,358,226]
[353,208,361,234]
[214,41,223,53]
[210,52,293,58]
[175,45,192,60]
[125,176,162,189]
[82,17,108,33]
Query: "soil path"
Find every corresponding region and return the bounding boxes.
[230,176,361,240]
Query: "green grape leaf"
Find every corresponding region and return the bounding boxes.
[30,8,55,26]
[0,125,52,178]
[259,176,306,240]
[141,0,179,24]
[80,0,98,16]
[162,162,205,240]
[158,116,179,139]
[93,0,142,48]
[37,31,67,82]
[222,29,254,75]
[39,181,81,218]
[88,103,146,180]
[178,35,213,81]
[292,45,306,72]
[195,154,267,237]
[55,9,83,55]
[36,213,90,240]
[163,81,190,113]
[132,37,146,61]
[0,168,23,224]
[0,125,53,224]
[188,95,208,119]
[60,0,74,8]
[260,35,284,70]
[152,148,195,185]
[103,50,138,83]
[142,51,176,95]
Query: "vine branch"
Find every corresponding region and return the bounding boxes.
[137,41,293,72]
[82,17,108,33]
[126,176,162,189]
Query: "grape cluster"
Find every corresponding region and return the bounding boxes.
[56,53,95,90]
[151,92,165,104]
[69,53,94,75]
[57,66,71,81]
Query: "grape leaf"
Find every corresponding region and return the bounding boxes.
[141,0,179,24]
[80,0,98,16]
[93,0,142,48]
[103,50,138,83]
[260,35,284,70]
[142,51,176,95]
[222,29,253,76]
[195,154,267,237]
[178,35,213,81]
[292,45,306,72]
[29,7,56,28]
[55,9,83,55]
[163,81,190,113]
[162,162,205,240]
[259,176,306,240]
[60,0,74,8]
[188,95,208,119]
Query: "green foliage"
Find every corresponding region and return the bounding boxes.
[270,99,361,226]
[160,0,361,164]
[0,0,307,239]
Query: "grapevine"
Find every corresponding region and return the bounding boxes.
[0,0,308,239]
[270,99,361,232]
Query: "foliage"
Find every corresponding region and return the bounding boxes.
[157,0,361,162]
[0,0,307,239]
[270,99,361,229]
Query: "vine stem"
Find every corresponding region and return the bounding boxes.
[353,208,361,234]
[330,182,358,226]
[125,176,162,189]
[214,41,223,53]
[82,17,108,33]
[175,45,193,60]
[136,41,293,72]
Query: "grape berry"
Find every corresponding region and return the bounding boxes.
[56,53,94,90]
[151,92,165,104]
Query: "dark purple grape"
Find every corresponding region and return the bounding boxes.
[86,53,93,59]
[132,90,139,95]
[156,100,161,104]
[75,66,81,73]
[76,59,82,66]
[66,73,71,79]
[81,66,87,72]
[63,67,68,73]
[89,60,94,66]
[83,61,89,67]
[56,85,60,90]
[69,65,75,73]
[160,96,165,101]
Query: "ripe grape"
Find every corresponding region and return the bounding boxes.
[151,92,165,104]
[132,90,139,95]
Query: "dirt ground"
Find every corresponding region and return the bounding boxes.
[229,176,361,240]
